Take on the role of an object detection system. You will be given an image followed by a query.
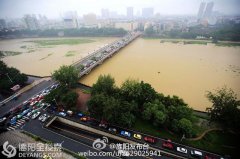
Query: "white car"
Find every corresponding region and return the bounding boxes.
[191,150,202,157]
[38,114,47,121]
[0,117,7,123]
[26,112,32,117]
[32,112,41,119]
[177,147,187,154]
[41,115,50,122]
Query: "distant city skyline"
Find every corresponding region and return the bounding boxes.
[0,0,240,19]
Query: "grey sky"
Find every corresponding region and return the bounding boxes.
[0,0,239,18]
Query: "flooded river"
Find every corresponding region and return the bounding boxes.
[1,37,118,76]
[80,38,240,111]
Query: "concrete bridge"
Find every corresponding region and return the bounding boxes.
[72,32,141,77]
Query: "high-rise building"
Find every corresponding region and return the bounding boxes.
[127,7,133,19]
[83,13,97,27]
[62,11,78,29]
[142,8,154,18]
[203,2,214,18]
[101,9,109,19]
[23,14,39,30]
[197,2,206,19]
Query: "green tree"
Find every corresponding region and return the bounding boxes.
[206,87,240,130]
[142,100,167,126]
[144,26,156,36]
[52,65,79,88]
[91,74,117,96]
[177,118,193,137]
[121,80,157,108]
[0,60,27,95]
[61,91,78,109]
[88,92,137,127]
[87,93,108,121]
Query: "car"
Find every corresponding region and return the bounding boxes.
[38,114,47,121]
[133,134,142,140]
[77,113,84,117]
[204,154,218,159]
[21,109,30,116]
[31,109,38,114]
[144,136,156,144]
[80,117,88,122]
[32,112,41,119]
[0,117,7,125]
[41,115,50,122]
[58,112,66,117]
[42,103,51,110]
[67,110,73,116]
[0,117,7,122]
[176,147,188,154]
[22,100,30,106]
[37,95,44,101]
[120,131,131,137]
[30,101,38,106]
[26,112,33,117]
[10,116,17,125]
[108,127,117,133]
[17,114,23,119]
[99,123,108,129]
[190,150,203,158]
[162,140,174,149]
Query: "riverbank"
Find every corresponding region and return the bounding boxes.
[143,37,240,47]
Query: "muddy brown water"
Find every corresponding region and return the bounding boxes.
[79,38,240,111]
[1,37,119,76]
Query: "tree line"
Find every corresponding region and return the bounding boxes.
[144,23,240,41]
[88,75,196,137]
[0,60,28,96]
[0,27,127,38]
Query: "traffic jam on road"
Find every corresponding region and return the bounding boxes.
[0,83,228,159]
[0,84,58,131]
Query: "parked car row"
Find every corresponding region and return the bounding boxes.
[69,112,225,159]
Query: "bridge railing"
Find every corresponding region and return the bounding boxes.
[77,32,141,77]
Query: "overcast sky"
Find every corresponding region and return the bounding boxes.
[0,0,240,18]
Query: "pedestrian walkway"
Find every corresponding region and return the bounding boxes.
[7,116,29,131]
[186,128,222,141]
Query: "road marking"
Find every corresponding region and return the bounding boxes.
[18,119,25,122]
[15,123,22,127]
[7,127,15,130]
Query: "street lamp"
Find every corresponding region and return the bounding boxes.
[6,73,13,83]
